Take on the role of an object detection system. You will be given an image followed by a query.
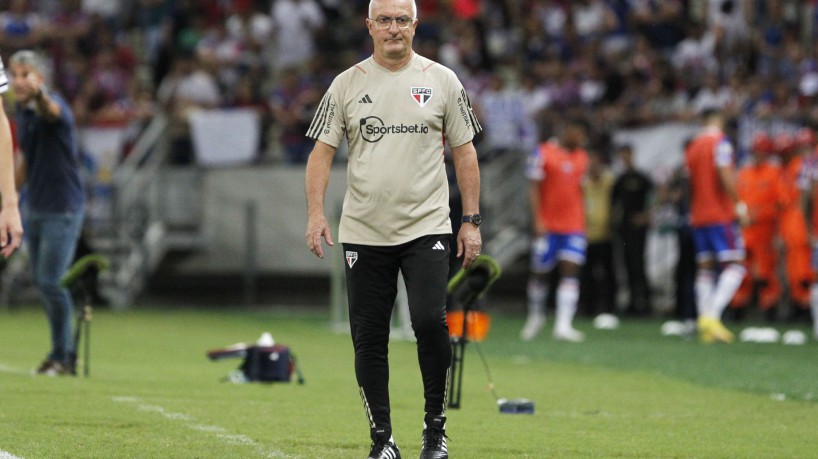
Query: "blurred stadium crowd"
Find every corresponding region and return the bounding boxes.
[4,0,818,327]
[2,0,817,161]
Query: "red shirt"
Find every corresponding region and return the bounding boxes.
[527,141,588,233]
[685,127,736,227]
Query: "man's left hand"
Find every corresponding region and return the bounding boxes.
[457,223,482,269]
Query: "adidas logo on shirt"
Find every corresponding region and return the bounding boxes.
[359,94,373,103]
[433,241,445,250]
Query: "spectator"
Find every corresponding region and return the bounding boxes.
[79,0,125,23]
[472,72,536,160]
[519,70,551,137]
[438,19,491,79]
[225,1,273,68]
[9,49,85,375]
[580,148,617,319]
[708,0,751,76]
[270,0,325,72]
[662,162,697,332]
[612,144,654,316]
[268,67,320,164]
[44,0,93,62]
[156,51,221,165]
[571,0,617,43]
[196,21,243,93]
[0,0,46,53]
[72,48,131,125]
[640,73,690,123]
[230,73,269,159]
[133,0,172,66]
[630,0,685,52]
[531,0,567,41]
[672,20,717,88]
[754,0,792,80]
[52,43,88,103]
[690,72,734,115]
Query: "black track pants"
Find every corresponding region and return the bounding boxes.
[344,234,452,439]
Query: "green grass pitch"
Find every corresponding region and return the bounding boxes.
[0,305,816,458]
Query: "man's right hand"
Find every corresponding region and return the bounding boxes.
[0,204,23,258]
[305,214,334,259]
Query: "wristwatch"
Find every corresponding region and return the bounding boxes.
[462,214,482,227]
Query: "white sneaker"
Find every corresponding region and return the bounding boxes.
[520,314,546,341]
[593,313,620,330]
[553,327,585,342]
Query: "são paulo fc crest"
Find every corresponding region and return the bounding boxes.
[411,87,433,107]
[346,251,358,268]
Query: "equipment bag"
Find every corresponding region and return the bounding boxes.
[239,345,294,382]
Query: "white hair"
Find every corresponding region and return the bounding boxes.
[369,0,417,18]
[9,49,52,84]
[9,50,44,74]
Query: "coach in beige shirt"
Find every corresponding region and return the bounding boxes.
[304,1,481,458]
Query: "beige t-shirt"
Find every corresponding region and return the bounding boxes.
[308,53,481,245]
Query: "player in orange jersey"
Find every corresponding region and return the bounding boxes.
[685,110,747,343]
[730,133,782,317]
[776,129,813,320]
[520,119,589,342]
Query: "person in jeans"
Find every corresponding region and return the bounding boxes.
[9,50,85,376]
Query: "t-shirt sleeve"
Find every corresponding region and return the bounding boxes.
[443,71,481,148]
[713,138,734,168]
[57,95,73,125]
[306,77,345,148]
[0,57,7,94]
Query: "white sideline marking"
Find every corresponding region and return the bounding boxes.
[113,396,294,458]
[0,450,24,459]
[0,363,28,375]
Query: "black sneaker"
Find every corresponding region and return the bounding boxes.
[420,427,448,459]
[34,359,68,376]
[367,438,400,459]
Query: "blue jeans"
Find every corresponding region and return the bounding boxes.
[26,210,84,364]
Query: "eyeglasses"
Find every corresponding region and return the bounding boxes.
[369,15,415,30]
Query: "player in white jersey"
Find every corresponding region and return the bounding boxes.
[304,1,482,458]
[0,57,23,257]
